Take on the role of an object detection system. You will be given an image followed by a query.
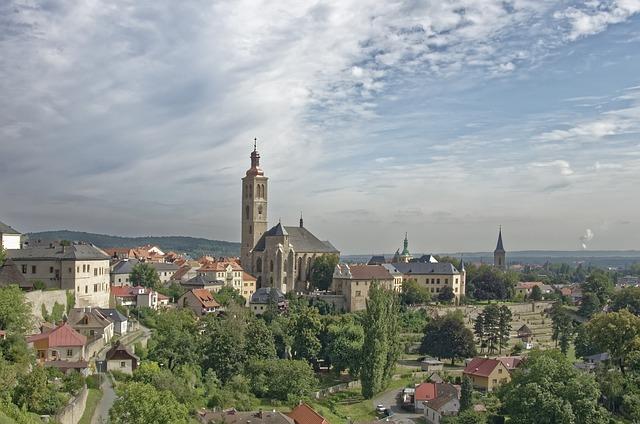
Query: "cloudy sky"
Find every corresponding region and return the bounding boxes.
[1,0,640,254]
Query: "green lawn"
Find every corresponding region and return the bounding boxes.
[78,388,103,424]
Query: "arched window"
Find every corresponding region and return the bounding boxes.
[245,205,250,220]
[297,257,303,281]
[249,225,252,234]
[249,184,253,197]
[256,258,262,273]
[258,205,263,216]
[258,184,262,198]
[270,260,274,272]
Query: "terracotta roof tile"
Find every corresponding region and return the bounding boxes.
[288,403,329,424]
[28,323,86,347]
[463,358,502,377]
[348,264,394,280]
[191,289,220,308]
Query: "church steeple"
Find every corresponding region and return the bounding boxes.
[299,212,304,228]
[241,138,268,271]
[494,226,506,269]
[398,232,413,263]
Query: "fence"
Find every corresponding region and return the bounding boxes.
[54,384,88,424]
[312,380,361,399]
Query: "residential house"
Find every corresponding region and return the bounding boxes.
[110,285,160,309]
[423,384,460,424]
[414,382,459,413]
[67,307,114,347]
[27,323,88,374]
[98,308,129,335]
[104,247,135,262]
[198,410,294,424]
[515,281,553,299]
[7,242,110,308]
[105,341,139,375]
[250,287,287,315]
[392,262,466,304]
[288,403,329,424]
[178,289,221,316]
[242,272,257,304]
[497,356,524,372]
[463,357,511,392]
[181,274,225,292]
[110,258,179,286]
[331,264,396,312]
[381,263,405,292]
[516,324,534,348]
[0,220,21,250]
[152,262,179,284]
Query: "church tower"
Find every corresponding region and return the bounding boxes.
[494,226,506,269]
[241,139,268,271]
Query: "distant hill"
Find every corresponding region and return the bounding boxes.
[27,230,240,259]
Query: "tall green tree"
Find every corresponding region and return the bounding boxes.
[309,254,339,291]
[530,285,543,301]
[244,359,316,402]
[583,269,614,304]
[147,309,202,370]
[579,292,601,318]
[130,262,161,289]
[324,318,364,376]
[420,312,476,364]
[0,286,32,336]
[110,382,190,424]
[213,286,247,307]
[360,284,401,398]
[438,285,455,303]
[291,306,323,360]
[400,279,431,305]
[586,309,640,374]
[550,304,574,354]
[497,305,512,354]
[500,350,607,424]
[459,376,473,412]
[202,315,247,383]
[474,304,510,354]
[12,365,64,416]
[245,319,277,360]
[611,286,640,315]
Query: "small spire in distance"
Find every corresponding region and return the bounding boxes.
[253,137,257,151]
[299,212,304,228]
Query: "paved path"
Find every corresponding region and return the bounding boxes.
[92,375,115,424]
[372,387,422,424]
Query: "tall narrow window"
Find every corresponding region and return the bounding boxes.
[245,205,250,219]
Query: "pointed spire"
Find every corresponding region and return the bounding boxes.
[495,226,505,252]
[299,212,304,228]
[460,255,465,272]
[247,137,263,176]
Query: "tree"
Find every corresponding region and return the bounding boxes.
[574,324,599,359]
[202,315,247,383]
[0,246,5,266]
[147,309,201,371]
[497,305,512,354]
[0,286,32,336]
[244,359,317,402]
[449,410,487,424]
[110,382,190,424]
[360,284,401,398]
[325,318,364,376]
[438,285,455,303]
[400,279,431,305]
[245,319,277,360]
[130,262,161,289]
[530,285,542,301]
[474,304,510,354]
[213,286,247,307]
[12,365,64,416]
[550,304,574,355]
[583,269,614,304]
[460,376,473,411]
[579,292,601,318]
[132,362,203,410]
[291,306,323,360]
[420,312,476,365]
[466,264,517,300]
[611,286,640,315]
[500,350,607,424]
[586,309,640,374]
[309,254,339,291]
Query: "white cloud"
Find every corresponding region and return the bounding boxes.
[531,160,575,176]
[555,0,640,41]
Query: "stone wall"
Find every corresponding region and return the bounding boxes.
[25,289,68,329]
[55,385,88,424]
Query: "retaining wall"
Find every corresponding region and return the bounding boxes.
[55,385,88,424]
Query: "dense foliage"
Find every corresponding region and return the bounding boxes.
[421,311,476,363]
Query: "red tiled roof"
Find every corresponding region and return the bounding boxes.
[498,356,523,370]
[288,403,329,424]
[28,323,86,347]
[110,286,135,297]
[415,382,437,402]
[199,261,243,272]
[157,293,169,301]
[463,358,502,377]
[243,272,257,282]
[191,289,220,308]
[348,265,394,280]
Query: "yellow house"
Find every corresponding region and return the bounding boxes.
[463,357,511,392]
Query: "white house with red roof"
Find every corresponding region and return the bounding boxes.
[27,323,88,374]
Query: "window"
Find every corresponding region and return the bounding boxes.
[498,368,503,374]
[245,205,250,220]
[258,205,263,215]
[49,267,54,273]
[89,330,95,336]
[68,267,72,273]
[355,291,362,297]
[77,266,80,273]
[249,225,252,234]
[445,278,448,284]
[437,278,440,284]
[82,265,86,272]
[120,361,126,368]
[22,265,27,274]
[31,265,36,274]
[51,350,58,358]
[270,261,274,272]
[67,349,73,357]
[94,269,98,276]
[118,278,121,283]
[85,286,88,294]
[87,265,90,272]
[94,284,98,292]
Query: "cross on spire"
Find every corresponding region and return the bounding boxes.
[253,137,257,151]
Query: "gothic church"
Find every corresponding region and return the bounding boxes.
[240,142,339,293]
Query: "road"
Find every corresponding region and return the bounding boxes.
[372,387,423,424]
[90,323,152,423]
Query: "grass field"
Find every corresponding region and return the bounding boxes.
[78,388,103,424]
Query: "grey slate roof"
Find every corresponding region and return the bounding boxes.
[392,262,460,275]
[0,221,20,234]
[150,262,180,272]
[367,255,387,265]
[7,243,109,261]
[250,287,285,304]
[182,274,224,288]
[0,259,31,288]
[111,259,140,274]
[252,224,339,254]
[495,229,505,252]
[98,308,128,323]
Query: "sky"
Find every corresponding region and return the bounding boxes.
[1,0,640,254]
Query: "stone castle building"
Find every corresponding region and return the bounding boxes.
[240,141,339,293]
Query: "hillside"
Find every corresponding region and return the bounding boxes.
[27,230,240,259]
